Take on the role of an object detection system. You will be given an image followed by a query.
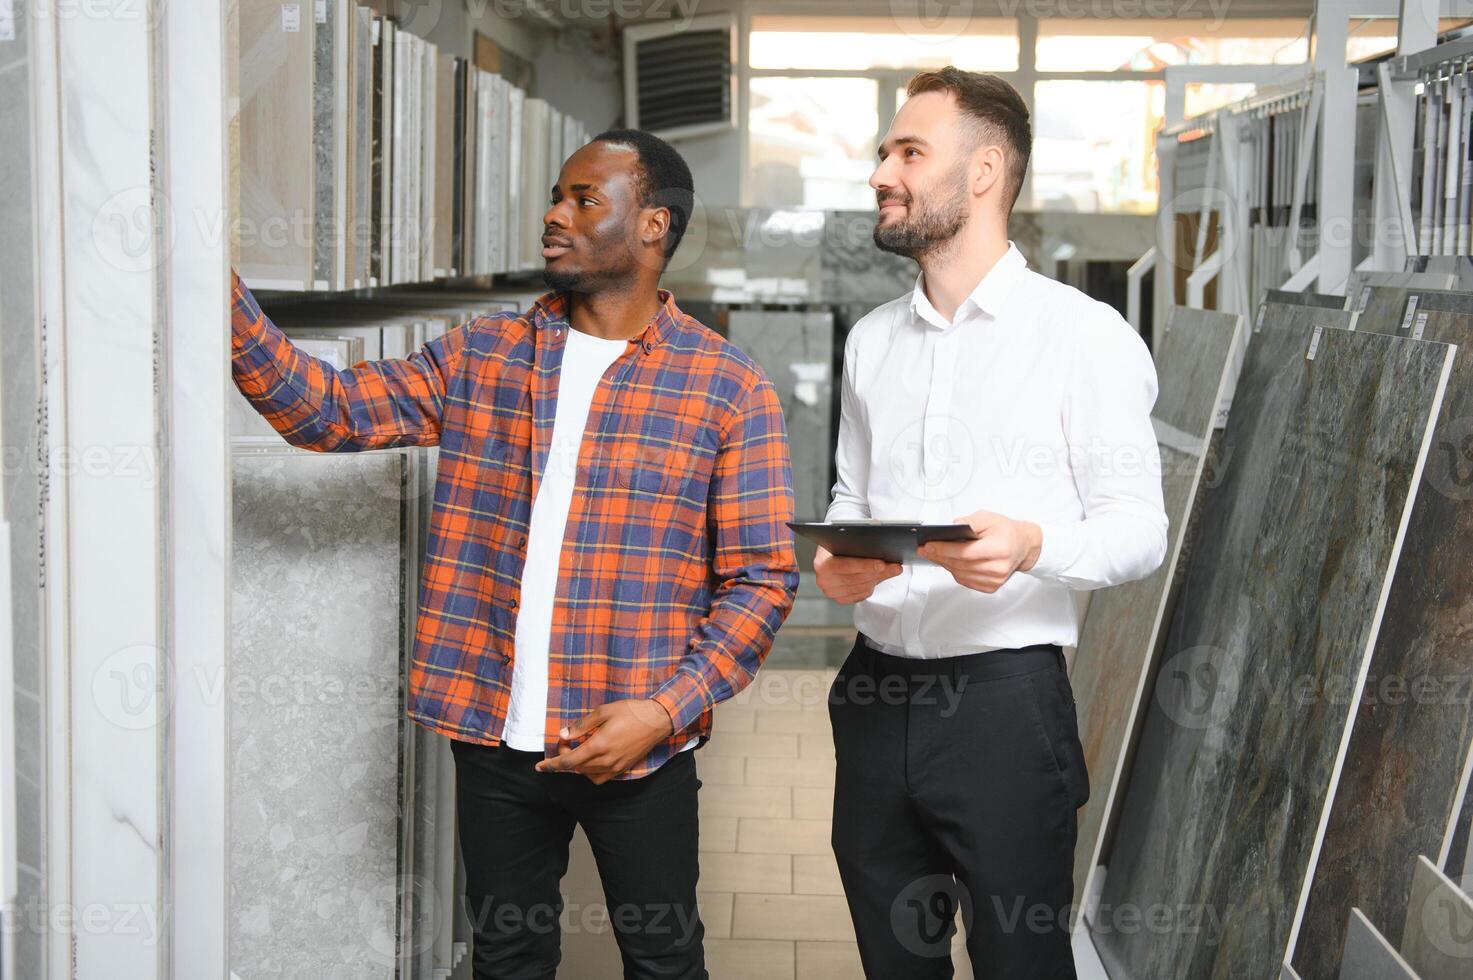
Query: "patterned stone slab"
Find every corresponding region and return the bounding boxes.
[1071,306,1245,917]
[230,451,406,979]
[1263,287,1347,311]
[1345,271,1457,324]
[1292,288,1473,978]
[1094,312,1453,979]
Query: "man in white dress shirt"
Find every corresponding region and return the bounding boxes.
[814,68,1168,978]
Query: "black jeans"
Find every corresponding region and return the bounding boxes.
[828,635,1088,979]
[449,740,707,980]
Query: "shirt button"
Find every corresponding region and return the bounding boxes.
[517,536,528,549]
[643,341,653,353]
[509,598,519,610]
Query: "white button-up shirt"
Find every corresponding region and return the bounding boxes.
[825,242,1168,657]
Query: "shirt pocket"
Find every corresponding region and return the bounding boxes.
[613,415,710,498]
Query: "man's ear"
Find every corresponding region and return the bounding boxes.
[971,144,1005,199]
[642,204,671,252]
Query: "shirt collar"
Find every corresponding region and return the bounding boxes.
[909,241,1027,330]
[531,288,683,352]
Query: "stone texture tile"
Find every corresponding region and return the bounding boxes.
[796,941,864,978]
[792,854,845,896]
[732,894,856,942]
[703,732,800,759]
[699,852,793,895]
[700,784,792,820]
[738,818,831,856]
[705,939,796,980]
[747,758,835,788]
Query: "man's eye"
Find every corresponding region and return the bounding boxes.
[581,197,597,207]
[906,148,920,158]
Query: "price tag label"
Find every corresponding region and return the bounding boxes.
[1254,306,1266,333]
[1413,311,1430,340]
[281,3,301,32]
[1399,294,1421,332]
[315,0,328,24]
[1358,286,1372,312]
[0,0,15,42]
[1306,325,1324,361]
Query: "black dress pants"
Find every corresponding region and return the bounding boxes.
[829,635,1089,979]
[450,740,707,980]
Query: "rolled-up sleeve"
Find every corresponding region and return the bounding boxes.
[651,374,800,732]
[1023,305,1169,591]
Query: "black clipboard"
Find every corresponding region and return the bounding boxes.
[788,521,978,564]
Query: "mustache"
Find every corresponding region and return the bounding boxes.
[877,192,911,207]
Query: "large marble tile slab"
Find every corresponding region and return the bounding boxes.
[230,450,405,980]
[726,311,834,531]
[1399,855,1473,979]
[1405,254,1473,290]
[349,4,372,288]
[1338,909,1418,980]
[1094,315,1454,978]
[1291,288,1473,978]
[432,52,456,277]
[239,0,315,288]
[1070,306,1244,917]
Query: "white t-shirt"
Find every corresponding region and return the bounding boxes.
[504,327,628,751]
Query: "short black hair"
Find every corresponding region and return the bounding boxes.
[591,128,695,263]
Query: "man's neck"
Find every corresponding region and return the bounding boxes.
[917,226,1010,324]
[567,281,664,342]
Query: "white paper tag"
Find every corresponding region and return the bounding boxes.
[1399,294,1421,331]
[1358,286,1372,312]
[1413,311,1429,340]
[372,18,381,43]
[1254,306,1266,332]
[0,0,14,42]
[281,3,301,32]
[1306,325,1324,361]
[315,0,327,23]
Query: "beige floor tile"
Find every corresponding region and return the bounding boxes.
[712,707,758,733]
[796,941,864,978]
[799,732,835,759]
[700,783,792,819]
[697,755,746,786]
[738,818,831,855]
[791,785,834,820]
[755,711,833,735]
[699,890,735,940]
[791,853,845,896]
[732,894,856,942]
[705,939,796,980]
[701,816,740,852]
[746,757,835,788]
[703,732,800,759]
[699,851,793,894]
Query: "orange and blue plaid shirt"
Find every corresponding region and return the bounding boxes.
[231,274,799,778]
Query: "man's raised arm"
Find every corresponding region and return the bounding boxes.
[231,271,474,452]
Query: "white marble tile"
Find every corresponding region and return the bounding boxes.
[54,6,163,975]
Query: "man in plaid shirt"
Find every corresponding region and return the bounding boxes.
[232,129,798,979]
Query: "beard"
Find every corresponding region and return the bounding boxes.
[873,165,970,260]
[541,246,637,295]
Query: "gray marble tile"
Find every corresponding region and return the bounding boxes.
[726,311,834,534]
[350,5,372,288]
[1405,254,1473,290]
[1338,909,1418,980]
[1070,306,1244,915]
[1293,287,1473,979]
[1095,313,1453,979]
[1263,287,1347,311]
[229,450,406,979]
[312,0,337,289]
[1345,271,1457,320]
[1399,856,1473,979]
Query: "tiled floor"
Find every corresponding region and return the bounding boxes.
[557,666,1107,979]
